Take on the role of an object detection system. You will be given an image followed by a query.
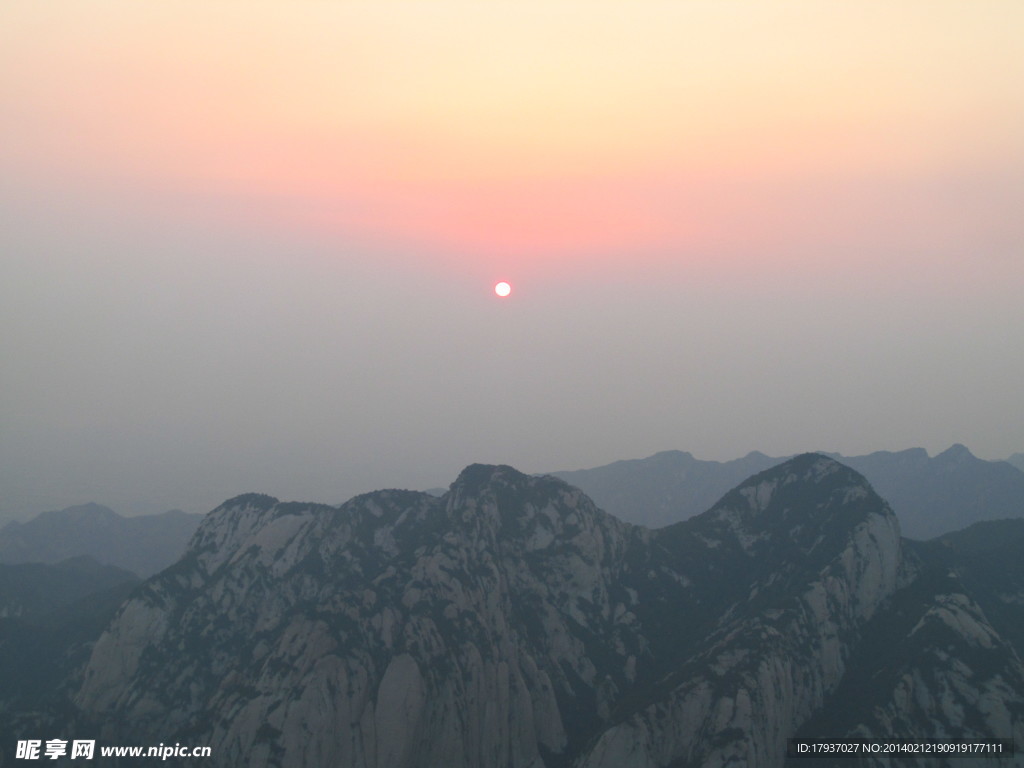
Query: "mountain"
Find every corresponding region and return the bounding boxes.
[835,445,1024,540]
[788,517,1024,767]
[60,457,1022,767]
[549,450,782,529]
[0,504,204,577]
[1007,453,1024,473]
[550,445,1024,539]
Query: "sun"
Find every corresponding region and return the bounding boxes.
[494,281,512,298]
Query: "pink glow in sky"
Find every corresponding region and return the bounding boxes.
[2,2,1023,516]
[3,2,1022,273]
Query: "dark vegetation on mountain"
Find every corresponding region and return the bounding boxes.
[0,558,140,739]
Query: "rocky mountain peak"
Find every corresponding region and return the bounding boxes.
[443,464,624,553]
[935,442,976,464]
[685,454,899,558]
[448,462,528,494]
[214,492,280,511]
[186,492,289,575]
[734,451,860,491]
[44,503,121,523]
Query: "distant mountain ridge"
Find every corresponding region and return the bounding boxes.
[550,444,1024,539]
[0,504,204,577]
[549,450,781,529]
[828,444,1024,540]
[6,444,1019,585]
[31,456,1019,767]
[1007,453,1024,473]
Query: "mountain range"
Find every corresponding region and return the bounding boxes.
[0,504,204,577]
[5,445,1019,580]
[3,455,1017,767]
[551,444,1024,539]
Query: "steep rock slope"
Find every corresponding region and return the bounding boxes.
[788,546,1024,768]
[576,454,902,768]
[77,475,646,767]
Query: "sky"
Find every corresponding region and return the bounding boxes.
[2,1,1023,519]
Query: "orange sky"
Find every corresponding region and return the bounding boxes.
[3,1,1023,274]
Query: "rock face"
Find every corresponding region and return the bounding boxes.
[72,456,1024,768]
[575,455,903,768]
[789,542,1024,768]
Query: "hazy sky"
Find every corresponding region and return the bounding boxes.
[3,2,1023,518]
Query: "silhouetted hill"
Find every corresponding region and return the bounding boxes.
[0,504,204,577]
[551,445,1024,539]
[834,444,1024,539]
[549,450,781,528]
